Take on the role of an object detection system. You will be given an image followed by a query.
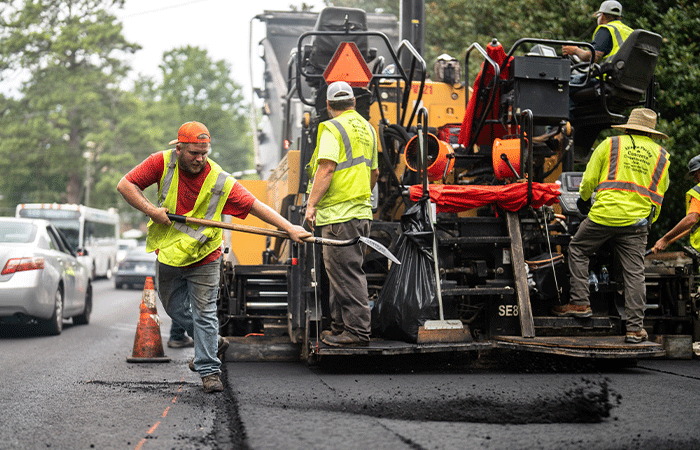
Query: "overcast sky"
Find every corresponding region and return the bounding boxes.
[114,0,325,99]
[0,0,325,98]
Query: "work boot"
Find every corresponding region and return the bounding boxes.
[190,336,230,372]
[551,303,593,318]
[625,328,648,344]
[320,329,343,340]
[217,336,229,360]
[322,331,369,347]
[202,374,224,393]
[167,336,194,348]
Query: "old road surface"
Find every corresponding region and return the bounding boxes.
[0,278,698,450]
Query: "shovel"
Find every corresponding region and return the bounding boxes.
[166,213,401,265]
[644,228,690,256]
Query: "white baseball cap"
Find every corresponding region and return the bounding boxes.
[326,81,354,100]
[596,0,622,17]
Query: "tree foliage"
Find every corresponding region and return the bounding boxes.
[0,1,253,227]
[155,46,252,173]
[0,0,139,207]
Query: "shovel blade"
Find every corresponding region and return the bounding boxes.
[358,236,401,265]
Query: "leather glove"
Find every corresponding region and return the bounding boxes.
[577,197,591,215]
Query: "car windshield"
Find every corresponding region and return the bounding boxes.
[0,222,37,243]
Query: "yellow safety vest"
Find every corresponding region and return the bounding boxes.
[584,135,669,227]
[686,184,700,250]
[593,20,633,62]
[308,110,378,225]
[146,149,235,266]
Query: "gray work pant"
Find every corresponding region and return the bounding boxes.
[568,218,648,331]
[320,219,371,341]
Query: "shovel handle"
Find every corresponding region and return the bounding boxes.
[645,228,691,256]
[168,213,291,238]
[167,214,400,263]
[166,213,356,246]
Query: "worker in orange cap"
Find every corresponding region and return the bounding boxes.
[118,121,310,393]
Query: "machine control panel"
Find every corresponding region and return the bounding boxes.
[558,171,584,216]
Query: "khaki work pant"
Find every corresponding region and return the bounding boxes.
[568,217,648,331]
[320,219,371,342]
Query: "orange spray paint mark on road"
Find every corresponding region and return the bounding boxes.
[133,373,188,449]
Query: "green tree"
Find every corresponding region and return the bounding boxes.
[109,46,253,228]
[141,46,253,174]
[0,0,140,208]
[628,2,700,239]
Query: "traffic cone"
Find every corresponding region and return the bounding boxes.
[126,276,170,363]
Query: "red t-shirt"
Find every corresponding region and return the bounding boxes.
[126,151,257,265]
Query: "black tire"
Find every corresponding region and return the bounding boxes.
[41,288,63,335]
[73,281,92,325]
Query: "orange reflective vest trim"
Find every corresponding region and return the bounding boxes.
[597,136,668,206]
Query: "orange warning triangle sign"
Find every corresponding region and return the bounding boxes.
[323,42,373,88]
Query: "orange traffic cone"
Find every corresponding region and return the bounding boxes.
[126,277,170,363]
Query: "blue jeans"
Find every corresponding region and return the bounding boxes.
[169,319,189,342]
[156,257,221,376]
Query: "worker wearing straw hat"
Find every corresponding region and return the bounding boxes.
[553,108,670,344]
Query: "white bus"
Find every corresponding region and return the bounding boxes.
[16,203,119,279]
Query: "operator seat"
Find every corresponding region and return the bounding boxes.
[570,29,663,156]
[304,7,375,121]
[305,7,370,85]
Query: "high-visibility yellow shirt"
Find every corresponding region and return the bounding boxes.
[308,109,379,226]
[580,134,670,227]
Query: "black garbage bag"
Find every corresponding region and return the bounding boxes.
[372,197,438,343]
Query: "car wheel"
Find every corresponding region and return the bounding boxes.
[73,282,92,325]
[41,288,64,335]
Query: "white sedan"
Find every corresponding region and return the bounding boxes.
[0,218,92,335]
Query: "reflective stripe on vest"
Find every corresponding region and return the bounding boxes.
[598,136,668,205]
[158,150,231,244]
[594,20,633,62]
[328,118,376,172]
[687,185,700,249]
[160,149,177,206]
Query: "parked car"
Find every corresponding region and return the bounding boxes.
[117,238,139,263]
[114,246,156,290]
[0,218,92,335]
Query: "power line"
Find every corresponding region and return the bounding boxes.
[118,0,217,19]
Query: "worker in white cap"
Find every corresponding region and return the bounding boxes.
[563,0,634,108]
[563,1,632,65]
[304,81,379,347]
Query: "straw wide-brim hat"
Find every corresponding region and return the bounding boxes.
[611,108,668,139]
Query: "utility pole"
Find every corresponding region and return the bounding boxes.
[84,141,95,207]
